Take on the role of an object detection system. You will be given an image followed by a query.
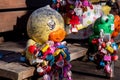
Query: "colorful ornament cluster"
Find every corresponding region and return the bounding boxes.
[22,5,72,80]
[89,14,119,78]
[25,40,72,80]
[91,32,118,77]
[52,0,102,34]
[51,0,104,41]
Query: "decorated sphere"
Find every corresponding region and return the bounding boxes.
[27,5,66,44]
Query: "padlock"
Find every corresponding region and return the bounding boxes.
[53,49,61,56]
[37,67,44,75]
[106,45,114,54]
[98,38,103,44]
[100,48,107,54]
[74,7,83,16]
[100,61,105,67]
[41,44,50,53]
[56,60,64,67]
[28,45,37,54]
[104,64,111,73]
[92,38,98,44]
[60,0,66,6]
[35,58,43,63]
[43,74,51,80]
[89,56,94,61]
[101,42,106,48]
[104,55,111,61]
[71,27,78,33]
[52,0,57,4]
[37,66,51,76]
[42,60,48,66]
[76,24,85,30]
[82,0,89,6]
[98,45,102,50]
[111,55,119,61]
[67,71,72,80]
[111,42,118,50]
[60,49,67,58]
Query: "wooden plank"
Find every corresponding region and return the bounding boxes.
[68,43,88,61]
[0,0,26,9]
[0,61,7,65]
[0,41,26,52]
[0,0,52,9]
[0,37,4,44]
[0,62,35,80]
[0,11,28,32]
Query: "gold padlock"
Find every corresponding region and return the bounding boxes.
[76,24,85,30]
[42,60,48,66]
[106,45,114,54]
[53,49,61,56]
[41,44,49,53]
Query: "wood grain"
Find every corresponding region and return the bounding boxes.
[0,0,52,9]
[0,11,28,32]
[0,62,35,80]
[0,0,26,9]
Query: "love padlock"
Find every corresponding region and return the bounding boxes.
[106,45,114,54]
[111,55,119,61]
[99,61,105,67]
[104,64,111,73]
[71,27,78,33]
[104,55,111,62]
[100,48,107,54]
[111,42,118,50]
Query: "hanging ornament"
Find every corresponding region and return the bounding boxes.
[104,64,111,74]
[43,74,51,80]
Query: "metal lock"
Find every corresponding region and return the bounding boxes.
[71,27,78,33]
[41,44,50,53]
[106,45,114,54]
[104,55,111,61]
